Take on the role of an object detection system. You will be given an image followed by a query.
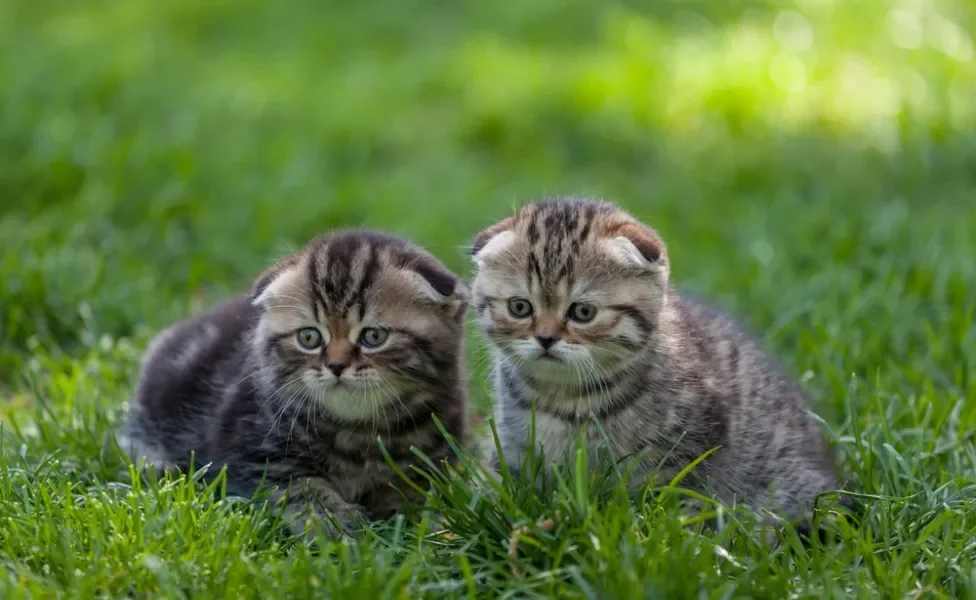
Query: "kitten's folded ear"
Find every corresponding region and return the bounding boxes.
[405,259,470,324]
[469,216,516,263]
[605,221,669,275]
[250,254,303,306]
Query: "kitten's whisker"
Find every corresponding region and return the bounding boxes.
[567,357,594,420]
[357,381,380,454]
[471,349,496,371]
[272,293,308,305]
[366,384,383,451]
[263,381,308,447]
[263,292,312,309]
[285,392,314,454]
[256,374,305,419]
[267,388,300,443]
[231,368,270,388]
[472,356,500,378]
[263,304,309,311]
[579,358,602,418]
[383,377,417,433]
[587,354,617,411]
[255,379,298,422]
[306,388,320,456]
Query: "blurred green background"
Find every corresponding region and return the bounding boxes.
[1,0,974,418]
[2,1,976,596]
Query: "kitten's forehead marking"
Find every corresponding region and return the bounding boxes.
[522,200,601,304]
[309,235,379,317]
[303,232,460,337]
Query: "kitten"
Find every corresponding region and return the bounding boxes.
[469,197,849,529]
[119,230,469,539]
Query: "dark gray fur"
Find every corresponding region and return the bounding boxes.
[120,231,469,539]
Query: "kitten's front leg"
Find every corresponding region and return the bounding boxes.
[271,477,366,541]
[362,479,429,520]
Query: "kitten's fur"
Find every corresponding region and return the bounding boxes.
[470,197,848,527]
[120,231,469,538]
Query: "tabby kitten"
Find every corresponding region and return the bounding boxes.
[120,231,469,539]
[470,197,848,527]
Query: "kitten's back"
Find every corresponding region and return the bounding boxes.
[669,288,807,408]
[667,289,843,510]
[121,295,257,469]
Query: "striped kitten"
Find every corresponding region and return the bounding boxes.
[120,231,469,539]
[470,197,848,528]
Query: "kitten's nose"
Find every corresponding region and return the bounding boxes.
[535,335,558,349]
[326,362,348,377]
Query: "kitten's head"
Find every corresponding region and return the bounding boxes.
[250,231,468,424]
[469,197,669,383]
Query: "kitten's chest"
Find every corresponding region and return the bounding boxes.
[520,406,678,482]
[331,459,391,500]
[531,413,577,462]
[318,430,392,494]
[528,414,618,465]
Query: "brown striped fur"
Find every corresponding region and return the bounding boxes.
[470,197,848,528]
[120,231,469,539]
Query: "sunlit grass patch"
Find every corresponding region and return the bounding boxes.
[453,2,976,154]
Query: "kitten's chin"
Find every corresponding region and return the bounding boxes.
[308,384,398,423]
[297,374,398,424]
[316,378,357,392]
[507,348,585,383]
[520,357,576,383]
[509,349,630,386]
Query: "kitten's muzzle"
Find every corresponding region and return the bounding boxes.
[326,361,349,377]
[535,335,558,349]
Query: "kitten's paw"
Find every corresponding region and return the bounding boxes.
[285,502,366,542]
[363,482,431,521]
[271,477,368,541]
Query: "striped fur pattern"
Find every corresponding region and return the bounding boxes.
[120,231,469,538]
[470,197,846,524]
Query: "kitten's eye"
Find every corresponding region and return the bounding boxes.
[296,328,323,350]
[568,302,597,323]
[507,298,534,319]
[360,327,390,349]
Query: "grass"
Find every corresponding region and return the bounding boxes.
[1,0,975,596]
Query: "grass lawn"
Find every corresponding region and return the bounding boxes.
[2,0,976,597]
